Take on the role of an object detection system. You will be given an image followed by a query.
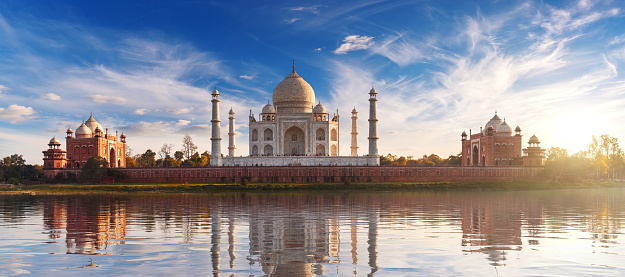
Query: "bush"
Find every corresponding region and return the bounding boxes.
[8,177,19,185]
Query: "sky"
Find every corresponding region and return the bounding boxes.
[1,0,625,164]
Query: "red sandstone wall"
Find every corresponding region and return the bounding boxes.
[63,166,543,184]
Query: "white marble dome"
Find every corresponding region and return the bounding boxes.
[75,123,92,138]
[313,102,326,114]
[262,102,276,114]
[85,115,103,133]
[529,134,540,143]
[272,70,315,114]
[49,136,60,145]
[484,113,503,133]
[496,120,513,135]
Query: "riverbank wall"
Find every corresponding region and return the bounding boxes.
[57,166,543,183]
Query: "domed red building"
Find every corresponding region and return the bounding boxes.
[461,112,545,167]
[42,114,126,177]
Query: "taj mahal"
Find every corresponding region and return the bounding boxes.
[210,63,381,166]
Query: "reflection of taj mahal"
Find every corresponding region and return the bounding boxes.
[212,63,380,166]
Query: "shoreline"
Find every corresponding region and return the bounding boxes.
[1,180,624,194]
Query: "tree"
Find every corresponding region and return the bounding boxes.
[174,151,184,161]
[181,134,198,160]
[80,156,109,180]
[547,147,569,163]
[138,149,156,167]
[159,143,174,159]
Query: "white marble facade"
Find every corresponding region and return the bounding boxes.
[211,64,379,166]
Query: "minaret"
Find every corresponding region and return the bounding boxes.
[351,107,358,156]
[228,108,236,157]
[210,88,222,166]
[368,87,379,157]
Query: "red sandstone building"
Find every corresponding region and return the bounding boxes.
[461,112,545,167]
[43,114,126,178]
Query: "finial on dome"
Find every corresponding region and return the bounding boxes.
[292,59,295,72]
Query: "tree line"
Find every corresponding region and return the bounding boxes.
[380,153,462,166]
[542,134,625,181]
[125,134,213,167]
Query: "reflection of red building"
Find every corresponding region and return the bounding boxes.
[42,197,127,254]
[43,114,126,178]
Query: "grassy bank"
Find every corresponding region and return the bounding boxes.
[1,180,624,194]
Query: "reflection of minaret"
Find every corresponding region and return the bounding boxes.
[228,217,236,269]
[367,213,378,277]
[351,218,358,266]
[211,212,221,277]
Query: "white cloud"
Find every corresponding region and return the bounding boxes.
[0,85,9,96]
[134,108,149,115]
[333,35,374,54]
[289,6,321,15]
[175,119,191,127]
[314,48,322,52]
[0,104,36,123]
[286,18,302,24]
[167,107,194,114]
[372,33,424,66]
[609,34,625,45]
[239,74,254,80]
[89,94,128,104]
[42,92,61,101]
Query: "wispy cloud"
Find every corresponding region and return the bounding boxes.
[167,107,194,114]
[609,34,625,45]
[372,33,425,66]
[42,92,61,101]
[333,35,374,54]
[286,18,302,24]
[89,94,128,104]
[239,74,254,80]
[175,119,190,127]
[0,104,36,123]
[0,84,9,96]
[289,6,321,15]
[134,108,149,115]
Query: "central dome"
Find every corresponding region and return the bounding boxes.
[272,70,315,114]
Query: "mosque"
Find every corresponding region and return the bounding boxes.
[461,112,545,167]
[42,114,127,177]
[211,63,380,166]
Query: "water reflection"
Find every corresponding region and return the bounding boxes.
[1,188,625,276]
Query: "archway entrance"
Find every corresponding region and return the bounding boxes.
[110,148,116,168]
[284,126,305,155]
[316,144,325,156]
[264,145,274,156]
[472,145,479,166]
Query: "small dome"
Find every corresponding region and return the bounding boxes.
[272,69,315,114]
[49,136,60,145]
[462,130,467,136]
[529,134,540,143]
[228,108,235,115]
[351,107,357,114]
[313,102,326,114]
[484,112,503,133]
[120,133,126,138]
[515,125,522,132]
[212,88,219,95]
[66,127,73,134]
[370,87,377,94]
[496,120,513,135]
[95,126,102,133]
[75,123,92,138]
[262,102,276,114]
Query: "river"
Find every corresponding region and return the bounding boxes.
[1,187,624,276]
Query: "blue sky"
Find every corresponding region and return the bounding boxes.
[1,0,625,164]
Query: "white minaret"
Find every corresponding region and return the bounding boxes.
[368,87,379,157]
[210,88,222,166]
[228,108,236,157]
[351,107,358,156]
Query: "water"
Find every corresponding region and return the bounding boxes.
[0,188,624,276]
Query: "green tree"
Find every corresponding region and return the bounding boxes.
[80,156,109,180]
[137,149,156,167]
[174,151,184,161]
